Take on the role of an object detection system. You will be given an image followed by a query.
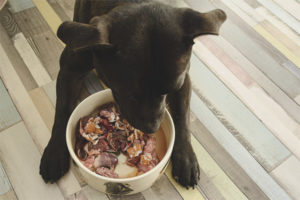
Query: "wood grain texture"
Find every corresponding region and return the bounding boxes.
[0,44,82,198]
[13,7,50,39]
[190,48,291,171]
[0,6,20,37]
[259,20,300,60]
[199,37,300,140]
[32,0,63,35]
[271,156,300,200]
[256,0,300,34]
[190,112,269,200]
[0,122,64,200]
[196,167,225,200]
[190,136,247,200]
[255,6,300,47]
[48,0,70,22]
[221,0,300,69]
[0,161,11,195]
[254,24,300,69]
[165,164,205,200]
[186,0,300,101]
[43,80,57,106]
[109,193,145,200]
[0,12,38,91]
[13,7,64,79]
[29,87,55,131]
[49,0,74,20]
[190,91,291,200]
[30,30,63,79]
[0,190,17,200]
[194,40,300,157]
[81,185,109,200]
[7,0,34,13]
[142,175,183,200]
[0,79,21,131]
[210,35,300,124]
[12,32,52,86]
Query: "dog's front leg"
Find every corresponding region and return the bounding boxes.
[40,47,93,183]
[167,74,200,188]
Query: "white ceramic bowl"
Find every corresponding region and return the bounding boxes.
[66,89,175,195]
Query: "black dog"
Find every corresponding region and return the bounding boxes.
[40,0,226,188]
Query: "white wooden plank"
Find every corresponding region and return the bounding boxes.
[0,162,11,195]
[255,6,300,47]
[229,0,264,22]
[0,122,64,200]
[271,156,300,200]
[12,33,52,87]
[0,43,82,198]
[81,185,109,200]
[193,40,300,158]
[198,36,300,139]
[0,79,21,131]
[210,35,300,124]
[190,51,291,169]
[256,0,300,34]
[190,92,292,200]
[273,0,300,21]
[219,0,258,26]
[142,175,183,200]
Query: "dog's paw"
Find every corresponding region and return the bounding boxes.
[39,139,70,183]
[171,142,200,188]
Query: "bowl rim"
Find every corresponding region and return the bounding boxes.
[66,89,175,182]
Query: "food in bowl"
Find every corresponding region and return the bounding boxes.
[75,102,162,178]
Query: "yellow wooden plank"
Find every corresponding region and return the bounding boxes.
[190,135,248,200]
[254,25,300,69]
[31,0,62,35]
[165,164,205,200]
[29,87,55,131]
[165,134,248,200]
[0,44,82,198]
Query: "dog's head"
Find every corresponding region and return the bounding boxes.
[57,3,226,133]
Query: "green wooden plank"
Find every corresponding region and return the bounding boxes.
[190,91,291,200]
[185,0,300,101]
[0,78,21,131]
[190,53,291,171]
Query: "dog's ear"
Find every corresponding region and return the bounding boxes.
[57,16,112,52]
[179,8,226,39]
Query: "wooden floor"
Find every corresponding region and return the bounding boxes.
[0,0,299,199]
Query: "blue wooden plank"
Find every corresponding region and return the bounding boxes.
[0,78,21,131]
[189,53,291,171]
[7,0,34,13]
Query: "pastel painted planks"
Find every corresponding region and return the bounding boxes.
[0,43,82,198]
[271,156,300,199]
[12,32,52,86]
[190,91,291,200]
[0,79,21,131]
[190,112,269,200]
[0,122,64,200]
[256,0,300,34]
